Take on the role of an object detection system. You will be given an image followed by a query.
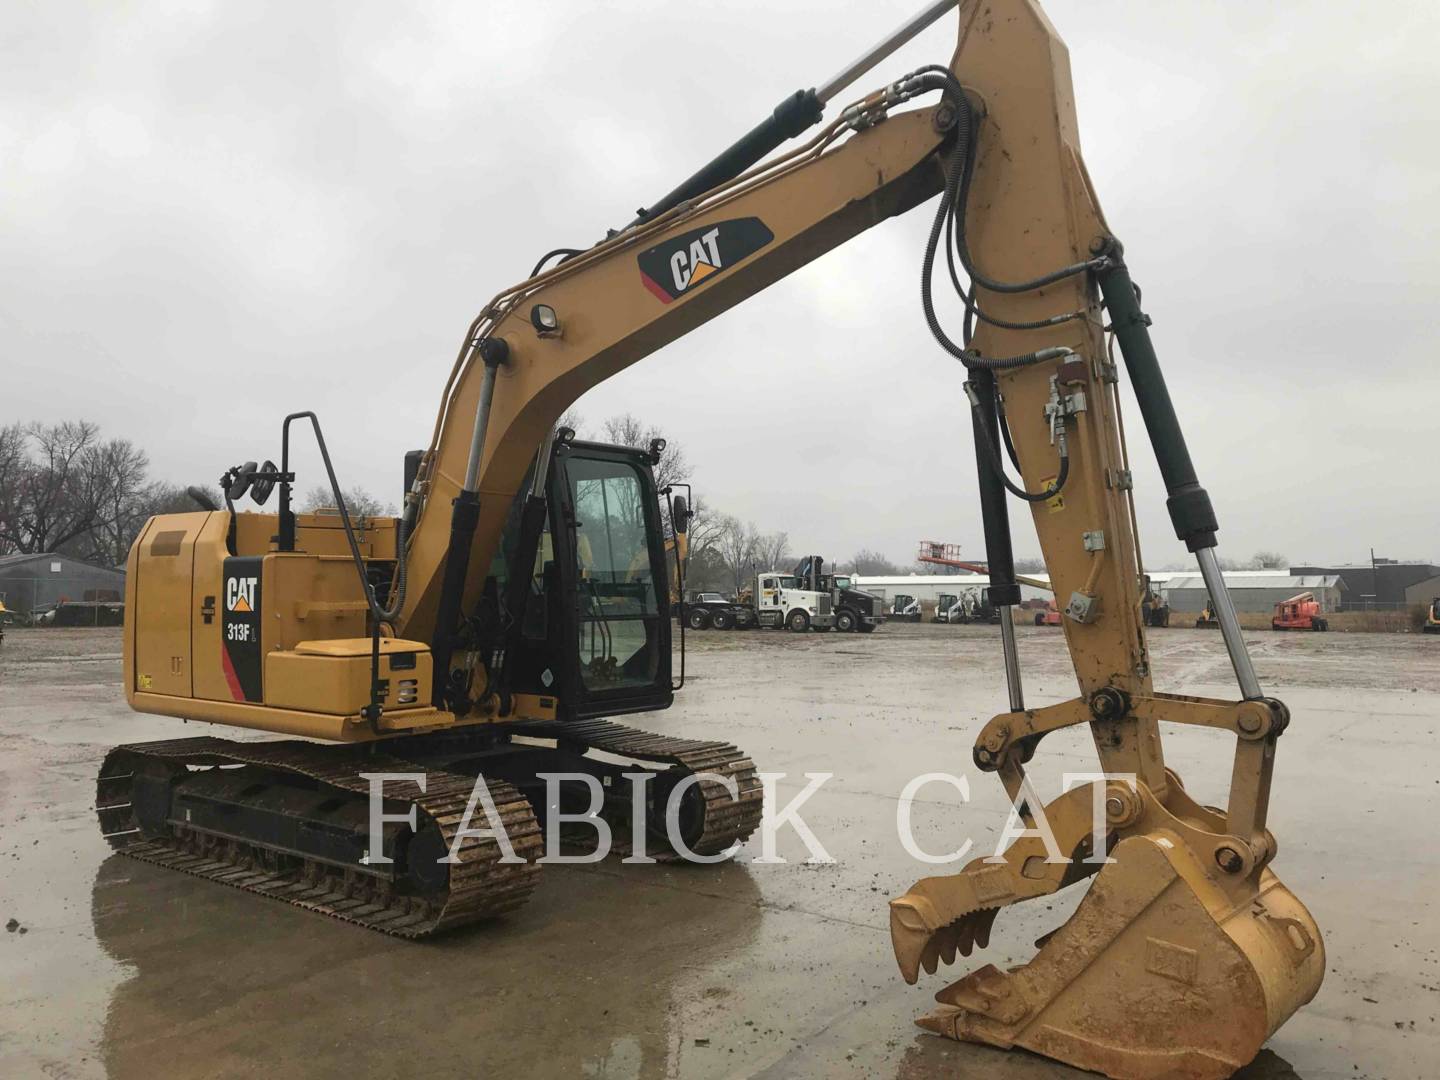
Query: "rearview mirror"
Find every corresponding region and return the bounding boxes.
[671,495,690,535]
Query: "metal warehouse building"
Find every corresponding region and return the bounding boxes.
[851,573,1054,605]
[1292,560,1440,609]
[1404,574,1440,606]
[0,553,127,616]
[1161,571,1344,614]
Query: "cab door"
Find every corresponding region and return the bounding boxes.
[550,442,673,719]
[760,575,783,613]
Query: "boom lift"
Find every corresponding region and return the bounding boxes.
[917,540,1053,624]
[102,0,1319,1072]
[1272,591,1329,632]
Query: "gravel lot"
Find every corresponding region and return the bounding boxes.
[1,623,1436,1079]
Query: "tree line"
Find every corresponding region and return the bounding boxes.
[0,415,938,588]
[564,412,940,597]
[0,421,213,566]
[0,420,399,567]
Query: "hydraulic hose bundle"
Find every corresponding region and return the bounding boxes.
[907,66,1097,509]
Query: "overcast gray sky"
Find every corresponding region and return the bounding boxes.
[4,0,1437,570]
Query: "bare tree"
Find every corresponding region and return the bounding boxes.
[0,421,109,555]
[300,485,395,519]
[0,424,26,555]
[144,483,222,516]
[556,408,586,439]
[754,530,791,574]
[1250,550,1288,570]
[714,515,760,595]
[81,481,222,565]
[849,548,901,575]
[599,411,690,492]
[682,546,732,594]
[80,438,153,565]
[682,494,724,558]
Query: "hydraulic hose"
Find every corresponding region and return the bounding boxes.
[907,65,1081,504]
[915,71,1078,372]
[530,247,583,278]
[967,383,1070,503]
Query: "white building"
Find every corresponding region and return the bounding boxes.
[1162,571,1343,614]
[852,568,1311,614]
[851,573,1053,606]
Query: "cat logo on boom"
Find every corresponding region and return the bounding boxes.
[637,217,774,303]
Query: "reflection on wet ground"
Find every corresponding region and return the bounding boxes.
[3,625,1437,1078]
[89,855,769,1079]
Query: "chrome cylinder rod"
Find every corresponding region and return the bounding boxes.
[816,0,961,104]
[1195,546,1263,700]
[461,361,501,493]
[529,428,557,498]
[998,605,1025,712]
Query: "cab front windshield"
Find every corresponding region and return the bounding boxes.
[569,456,661,692]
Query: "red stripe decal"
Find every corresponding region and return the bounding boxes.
[639,271,674,304]
[220,646,246,701]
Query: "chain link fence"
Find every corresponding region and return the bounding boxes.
[0,576,124,626]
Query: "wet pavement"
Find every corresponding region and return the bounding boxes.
[1,624,1436,1079]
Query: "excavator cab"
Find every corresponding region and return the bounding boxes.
[497,438,674,720]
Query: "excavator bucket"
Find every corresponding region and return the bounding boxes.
[891,783,1324,1079]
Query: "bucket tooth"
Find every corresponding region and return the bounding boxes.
[935,963,1031,1025]
[890,783,1102,984]
[905,833,1324,1080]
[890,893,942,984]
[914,1006,962,1038]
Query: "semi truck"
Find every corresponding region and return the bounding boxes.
[747,569,834,631]
[688,557,872,633]
[680,591,756,630]
[794,556,884,632]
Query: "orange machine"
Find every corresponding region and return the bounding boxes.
[1033,598,1062,626]
[1272,592,1329,632]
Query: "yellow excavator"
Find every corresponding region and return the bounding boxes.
[100,1,1320,1075]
